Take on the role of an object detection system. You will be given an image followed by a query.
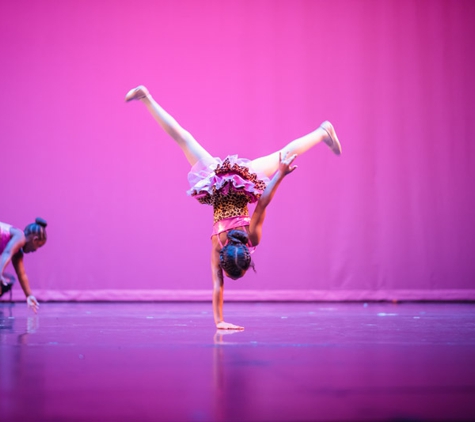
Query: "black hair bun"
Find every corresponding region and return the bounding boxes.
[35,217,48,228]
[227,229,249,245]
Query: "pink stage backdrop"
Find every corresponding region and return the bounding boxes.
[1,0,474,301]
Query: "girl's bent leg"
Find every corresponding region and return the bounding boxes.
[125,86,213,166]
[250,121,341,177]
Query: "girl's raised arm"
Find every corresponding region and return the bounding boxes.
[248,152,297,246]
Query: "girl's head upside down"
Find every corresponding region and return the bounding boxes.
[219,230,254,280]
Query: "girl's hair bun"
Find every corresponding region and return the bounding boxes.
[227,229,249,245]
[35,217,48,228]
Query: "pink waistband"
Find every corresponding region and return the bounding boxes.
[211,216,251,237]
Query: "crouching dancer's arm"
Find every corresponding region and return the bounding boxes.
[12,252,40,313]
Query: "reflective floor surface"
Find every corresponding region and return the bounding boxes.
[1,302,475,421]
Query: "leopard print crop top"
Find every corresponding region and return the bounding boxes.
[196,189,250,223]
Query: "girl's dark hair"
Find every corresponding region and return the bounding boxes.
[219,230,254,279]
[24,217,48,241]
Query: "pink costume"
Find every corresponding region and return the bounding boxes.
[0,222,13,254]
[213,216,256,253]
[187,155,270,251]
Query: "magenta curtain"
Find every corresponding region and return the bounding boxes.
[1,0,474,301]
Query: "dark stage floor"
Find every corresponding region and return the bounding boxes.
[1,302,475,422]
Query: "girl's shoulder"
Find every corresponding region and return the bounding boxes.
[0,222,14,252]
[0,221,13,232]
[211,233,224,251]
[0,222,23,238]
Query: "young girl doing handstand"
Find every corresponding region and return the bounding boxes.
[125,86,341,330]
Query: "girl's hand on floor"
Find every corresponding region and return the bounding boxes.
[27,295,40,313]
[216,321,244,330]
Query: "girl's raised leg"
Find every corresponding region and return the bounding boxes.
[251,121,341,178]
[125,86,212,166]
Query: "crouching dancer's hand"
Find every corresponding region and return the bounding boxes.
[216,321,244,330]
[27,295,40,313]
